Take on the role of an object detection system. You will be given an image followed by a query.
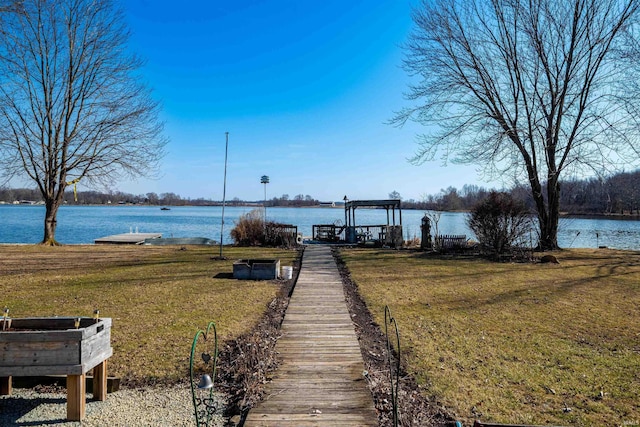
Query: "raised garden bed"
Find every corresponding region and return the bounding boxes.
[0,317,113,421]
[233,259,281,280]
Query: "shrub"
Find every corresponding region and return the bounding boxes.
[264,222,298,247]
[467,191,532,258]
[230,210,265,246]
[230,210,298,247]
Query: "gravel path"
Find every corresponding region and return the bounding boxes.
[0,384,226,426]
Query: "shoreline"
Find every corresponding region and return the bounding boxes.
[3,203,640,220]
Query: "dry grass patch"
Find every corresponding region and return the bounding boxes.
[340,248,640,427]
[0,245,297,385]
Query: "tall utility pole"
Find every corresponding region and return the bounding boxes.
[217,132,229,260]
[260,175,269,220]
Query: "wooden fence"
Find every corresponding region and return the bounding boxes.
[435,234,468,250]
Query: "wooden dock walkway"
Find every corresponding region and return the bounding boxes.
[94,232,161,244]
[244,245,378,427]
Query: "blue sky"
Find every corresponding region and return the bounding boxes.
[119,0,482,202]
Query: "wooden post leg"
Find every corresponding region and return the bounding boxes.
[0,376,12,395]
[92,360,107,401]
[66,374,86,421]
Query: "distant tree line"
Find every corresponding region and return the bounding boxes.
[559,171,640,215]
[263,194,320,207]
[400,184,494,211]
[0,188,321,207]
[400,169,640,216]
[3,169,639,214]
[0,188,193,206]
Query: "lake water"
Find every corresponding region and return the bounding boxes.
[1,205,639,250]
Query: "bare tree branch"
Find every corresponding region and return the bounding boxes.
[0,0,167,244]
[394,0,640,249]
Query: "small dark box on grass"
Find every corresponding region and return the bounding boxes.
[233,259,281,280]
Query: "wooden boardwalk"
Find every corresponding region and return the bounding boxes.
[94,232,161,244]
[244,245,377,427]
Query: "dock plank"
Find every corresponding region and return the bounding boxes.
[243,245,377,427]
[94,233,161,245]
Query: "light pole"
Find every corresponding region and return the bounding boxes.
[343,195,348,241]
[215,132,229,260]
[260,175,269,220]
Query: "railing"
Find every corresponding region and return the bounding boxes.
[435,234,468,250]
[265,223,298,247]
[358,225,384,241]
[312,224,343,242]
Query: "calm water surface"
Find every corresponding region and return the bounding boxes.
[1,205,639,249]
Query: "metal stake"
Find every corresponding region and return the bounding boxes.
[218,132,229,259]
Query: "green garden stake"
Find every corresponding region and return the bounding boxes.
[190,321,218,426]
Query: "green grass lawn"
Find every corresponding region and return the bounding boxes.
[0,245,297,385]
[340,248,640,427]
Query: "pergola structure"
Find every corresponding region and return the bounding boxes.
[343,199,403,246]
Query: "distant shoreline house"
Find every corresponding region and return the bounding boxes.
[319,201,337,207]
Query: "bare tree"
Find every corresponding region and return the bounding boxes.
[394,0,640,249]
[424,210,442,249]
[467,191,532,258]
[388,190,402,200]
[0,0,166,244]
[0,1,22,13]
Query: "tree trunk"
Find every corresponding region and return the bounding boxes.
[42,198,61,246]
[524,161,560,250]
[539,179,561,250]
[540,206,560,250]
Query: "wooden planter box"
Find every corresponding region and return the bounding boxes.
[233,259,281,280]
[0,317,113,421]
